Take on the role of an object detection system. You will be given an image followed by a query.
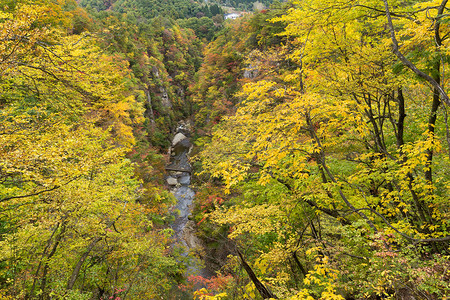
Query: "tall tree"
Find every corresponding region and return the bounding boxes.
[0,2,179,299]
[196,0,450,298]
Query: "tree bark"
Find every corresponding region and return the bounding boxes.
[237,249,278,299]
[292,251,307,277]
[396,88,406,148]
[29,223,65,299]
[66,236,102,290]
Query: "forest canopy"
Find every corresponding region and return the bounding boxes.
[80,0,224,20]
[1,0,450,299]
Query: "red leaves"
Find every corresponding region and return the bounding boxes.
[179,274,233,294]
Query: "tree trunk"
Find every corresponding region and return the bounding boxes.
[67,236,102,290]
[237,249,278,299]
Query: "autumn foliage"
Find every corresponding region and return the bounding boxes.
[3,0,450,299]
[195,0,450,299]
[0,1,181,298]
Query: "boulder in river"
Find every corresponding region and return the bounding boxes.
[166,176,178,186]
[172,138,192,156]
[172,132,187,146]
[178,174,191,186]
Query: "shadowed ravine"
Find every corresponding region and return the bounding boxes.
[166,122,213,297]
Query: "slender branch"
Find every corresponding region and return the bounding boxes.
[434,0,449,46]
[305,112,378,232]
[355,207,450,243]
[0,185,60,203]
[30,223,61,297]
[353,4,420,23]
[0,176,82,203]
[292,251,307,277]
[275,178,351,225]
[383,0,450,106]
[17,62,101,101]
[443,105,450,158]
[397,88,406,148]
[67,236,102,290]
[66,216,121,290]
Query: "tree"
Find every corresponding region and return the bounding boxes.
[196,0,450,298]
[0,3,179,298]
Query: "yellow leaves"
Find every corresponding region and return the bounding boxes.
[397,0,446,53]
[1,118,105,188]
[243,282,258,299]
[258,172,273,186]
[0,143,167,292]
[300,251,345,300]
[254,257,272,276]
[211,203,284,239]
[194,1,450,299]
[0,5,50,73]
[201,70,343,189]
[0,2,192,298]
[0,290,14,300]
[0,4,164,294]
[288,289,315,300]
[194,288,227,299]
[239,80,277,107]
[1,11,142,146]
[305,247,322,257]
[320,290,346,300]
[0,11,12,19]
[398,130,442,177]
[213,160,250,191]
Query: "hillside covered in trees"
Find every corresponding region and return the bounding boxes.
[1,0,450,299]
[191,0,450,299]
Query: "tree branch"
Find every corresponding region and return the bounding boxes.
[236,249,278,299]
[0,176,82,203]
[383,0,450,106]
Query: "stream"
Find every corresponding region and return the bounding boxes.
[166,122,212,287]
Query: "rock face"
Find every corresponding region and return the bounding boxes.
[243,64,259,79]
[178,174,190,185]
[151,66,172,108]
[159,86,172,108]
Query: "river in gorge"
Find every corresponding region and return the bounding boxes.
[166,122,212,297]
